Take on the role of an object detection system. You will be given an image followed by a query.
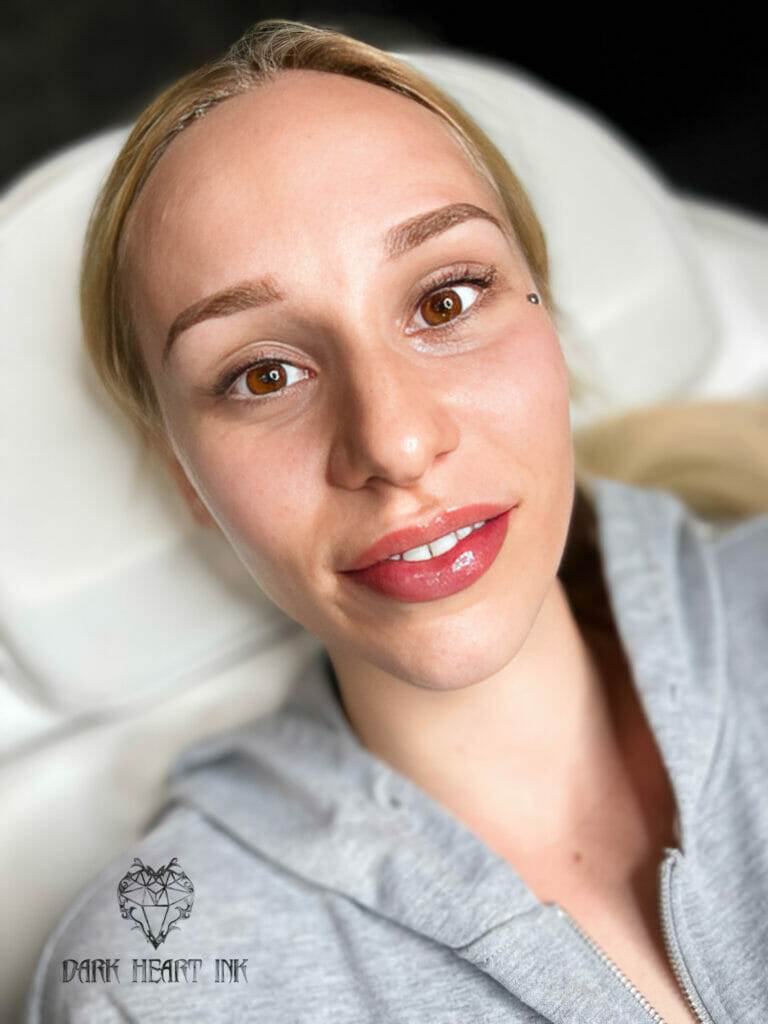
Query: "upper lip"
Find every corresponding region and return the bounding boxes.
[339,501,519,572]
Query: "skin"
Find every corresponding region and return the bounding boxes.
[122,69,672,893]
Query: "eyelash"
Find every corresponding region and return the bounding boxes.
[212,262,499,401]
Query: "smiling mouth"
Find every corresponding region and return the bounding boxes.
[380,515,496,563]
[340,502,517,573]
[338,505,516,603]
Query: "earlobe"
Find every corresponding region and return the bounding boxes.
[164,454,218,529]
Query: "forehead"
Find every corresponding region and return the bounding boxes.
[123,69,502,338]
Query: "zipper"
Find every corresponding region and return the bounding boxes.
[553,846,714,1023]
[658,848,713,1023]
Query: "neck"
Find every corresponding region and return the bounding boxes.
[327,575,635,856]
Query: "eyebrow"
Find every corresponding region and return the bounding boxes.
[161,201,510,368]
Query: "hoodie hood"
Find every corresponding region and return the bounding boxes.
[164,473,727,952]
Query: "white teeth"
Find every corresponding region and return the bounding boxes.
[402,544,433,562]
[387,519,488,561]
[423,531,458,558]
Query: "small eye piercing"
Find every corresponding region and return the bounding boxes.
[526,292,540,304]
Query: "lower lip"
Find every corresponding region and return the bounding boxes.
[339,506,516,603]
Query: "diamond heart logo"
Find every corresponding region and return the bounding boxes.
[117,856,194,948]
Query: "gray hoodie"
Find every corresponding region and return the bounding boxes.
[23,475,768,1024]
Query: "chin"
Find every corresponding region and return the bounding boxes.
[355,592,542,692]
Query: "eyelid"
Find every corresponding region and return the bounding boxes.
[212,355,312,400]
[404,262,498,336]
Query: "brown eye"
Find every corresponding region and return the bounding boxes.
[244,361,288,395]
[213,356,311,402]
[412,280,485,333]
[420,287,464,326]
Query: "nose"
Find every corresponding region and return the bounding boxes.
[327,347,460,491]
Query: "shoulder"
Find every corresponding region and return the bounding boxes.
[709,511,768,624]
[23,799,310,1023]
[709,511,768,711]
[710,509,768,570]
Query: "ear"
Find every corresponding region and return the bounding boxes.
[163,453,218,529]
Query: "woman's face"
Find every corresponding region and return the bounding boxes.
[124,68,575,690]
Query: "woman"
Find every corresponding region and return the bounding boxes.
[25,19,768,1024]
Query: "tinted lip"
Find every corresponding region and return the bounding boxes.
[339,501,518,572]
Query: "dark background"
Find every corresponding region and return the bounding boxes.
[3,2,767,222]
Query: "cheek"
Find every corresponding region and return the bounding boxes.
[454,322,574,569]
[457,322,572,463]
[180,423,324,592]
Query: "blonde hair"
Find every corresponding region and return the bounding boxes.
[80,16,768,551]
